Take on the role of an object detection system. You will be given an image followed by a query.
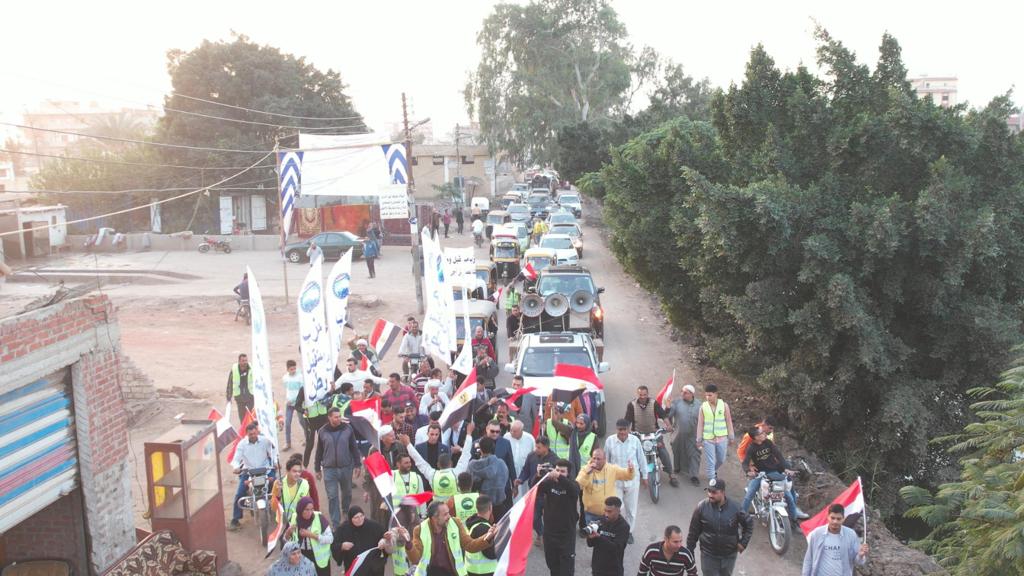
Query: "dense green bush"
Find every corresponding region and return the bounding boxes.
[594,29,1024,516]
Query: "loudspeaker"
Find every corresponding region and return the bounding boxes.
[522,294,545,318]
[544,293,569,317]
[569,290,595,314]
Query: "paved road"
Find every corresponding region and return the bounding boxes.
[478,216,806,576]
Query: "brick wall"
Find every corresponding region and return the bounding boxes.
[0,295,135,573]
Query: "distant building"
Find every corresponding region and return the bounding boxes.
[409,142,494,202]
[0,160,31,192]
[1008,113,1023,135]
[19,100,160,173]
[910,76,958,108]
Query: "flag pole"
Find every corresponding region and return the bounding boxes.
[274,140,291,302]
[860,476,868,543]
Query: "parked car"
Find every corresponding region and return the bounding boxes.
[285,231,364,263]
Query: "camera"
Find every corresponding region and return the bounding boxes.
[584,522,600,536]
[537,462,554,474]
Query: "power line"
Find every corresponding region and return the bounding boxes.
[171,92,369,121]
[0,148,274,171]
[157,102,369,131]
[4,122,398,153]
[0,151,275,239]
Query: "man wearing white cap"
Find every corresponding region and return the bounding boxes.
[669,385,702,486]
[419,379,449,417]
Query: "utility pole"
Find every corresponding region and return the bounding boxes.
[404,93,424,315]
[455,124,464,205]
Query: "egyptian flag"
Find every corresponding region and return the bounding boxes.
[364,451,395,500]
[349,397,382,447]
[207,403,239,452]
[655,370,675,409]
[370,318,403,359]
[522,261,538,282]
[498,386,537,412]
[800,477,866,537]
[439,368,479,431]
[401,491,434,507]
[264,501,285,558]
[345,547,381,576]
[492,483,540,576]
[531,364,601,404]
[224,408,255,464]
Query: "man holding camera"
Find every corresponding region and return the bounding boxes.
[586,496,630,576]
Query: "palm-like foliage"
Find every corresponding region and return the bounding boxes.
[900,351,1024,575]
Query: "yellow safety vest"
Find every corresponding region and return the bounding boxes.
[578,432,595,464]
[433,469,458,500]
[414,519,467,576]
[453,492,479,522]
[288,511,331,568]
[281,478,310,522]
[546,419,571,459]
[701,400,729,440]
[393,472,425,517]
[465,517,497,575]
[230,363,243,397]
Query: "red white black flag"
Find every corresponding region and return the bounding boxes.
[800,477,866,537]
[438,367,479,431]
[364,451,395,500]
[655,370,675,409]
[344,547,380,576]
[349,397,382,447]
[492,483,540,576]
[370,318,403,359]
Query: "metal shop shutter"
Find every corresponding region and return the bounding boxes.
[0,368,77,534]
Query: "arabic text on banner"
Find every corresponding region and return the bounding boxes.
[378,184,410,220]
[298,256,333,404]
[444,247,476,285]
[247,267,279,459]
[421,229,456,361]
[326,249,353,373]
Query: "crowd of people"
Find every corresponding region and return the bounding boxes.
[225,244,870,576]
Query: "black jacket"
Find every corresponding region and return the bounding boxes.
[741,439,789,474]
[467,514,497,560]
[587,515,630,576]
[539,474,579,538]
[314,422,362,471]
[686,497,753,558]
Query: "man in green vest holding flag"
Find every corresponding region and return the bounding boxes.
[403,501,498,576]
[545,402,574,462]
[402,424,474,503]
[465,495,498,576]
[225,353,253,425]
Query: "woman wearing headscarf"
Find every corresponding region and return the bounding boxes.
[333,505,392,575]
[285,497,334,576]
[267,542,316,576]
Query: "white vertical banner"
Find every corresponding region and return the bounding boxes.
[247,267,278,459]
[298,256,332,404]
[421,229,456,364]
[326,249,354,373]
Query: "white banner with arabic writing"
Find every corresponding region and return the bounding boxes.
[247,267,279,459]
[298,256,333,405]
[421,229,457,363]
[378,184,410,220]
[326,249,353,373]
[444,247,476,286]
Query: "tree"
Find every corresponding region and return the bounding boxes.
[901,350,1024,575]
[465,0,632,163]
[591,30,1024,520]
[31,34,364,233]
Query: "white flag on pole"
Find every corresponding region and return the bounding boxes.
[298,256,332,405]
[326,249,354,372]
[247,268,278,459]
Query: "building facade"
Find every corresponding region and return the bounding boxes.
[910,76,958,108]
[409,143,495,202]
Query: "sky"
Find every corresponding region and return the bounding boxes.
[0,0,1020,143]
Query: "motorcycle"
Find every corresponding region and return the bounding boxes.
[633,428,666,503]
[402,353,424,385]
[237,467,273,545]
[749,471,794,555]
[235,298,251,325]
[198,236,232,254]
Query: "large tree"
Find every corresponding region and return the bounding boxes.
[465,0,632,163]
[593,29,1024,519]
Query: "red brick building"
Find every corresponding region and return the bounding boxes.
[0,295,135,573]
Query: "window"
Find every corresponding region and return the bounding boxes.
[0,168,8,178]
[411,157,419,166]
[432,156,445,166]
[461,156,475,164]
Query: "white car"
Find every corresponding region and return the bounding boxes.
[504,331,609,435]
[539,233,579,265]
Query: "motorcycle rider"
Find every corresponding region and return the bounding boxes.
[233,272,249,301]
[228,421,276,531]
[398,317,426,380]
[686,479,752,576]
[625,385,679,487]
[472,217,486,246]
[739,426,808,524]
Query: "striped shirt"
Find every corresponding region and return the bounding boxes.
[637,542,697,576]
